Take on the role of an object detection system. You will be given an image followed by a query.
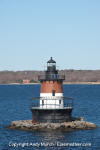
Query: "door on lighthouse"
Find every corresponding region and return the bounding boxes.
[52,90,55,96]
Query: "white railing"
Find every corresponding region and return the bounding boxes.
[30,97,73,109]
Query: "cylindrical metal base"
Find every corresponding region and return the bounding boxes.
[30,108,73,123]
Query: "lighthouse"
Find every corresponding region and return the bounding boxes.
[30,57,73,123]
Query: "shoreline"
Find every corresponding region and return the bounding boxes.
[63,81,100,85]
[1,82,100,85]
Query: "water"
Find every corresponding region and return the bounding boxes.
[0,84,100,150]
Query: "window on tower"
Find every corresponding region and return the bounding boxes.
[52,74,55,79]
[59,100,61,104]
[42,100,44,106]
[52,90,55,96]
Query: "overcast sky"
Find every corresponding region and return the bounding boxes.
[0,0,100,71]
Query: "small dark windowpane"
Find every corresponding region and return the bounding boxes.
[59,100,61,104]
[52,90,55,96]
[42,100,44,105]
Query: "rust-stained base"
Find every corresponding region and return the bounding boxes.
[31,108,73,123]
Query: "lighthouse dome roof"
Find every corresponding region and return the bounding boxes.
[47,57,56,63]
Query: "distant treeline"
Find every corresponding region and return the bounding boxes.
[0,70,100,84]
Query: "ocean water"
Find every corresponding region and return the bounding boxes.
[0,84,100,150]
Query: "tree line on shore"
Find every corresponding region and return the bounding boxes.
[0,70,100,84]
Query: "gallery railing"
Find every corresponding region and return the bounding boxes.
[38,74,65,81]
[30,96,73,109]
